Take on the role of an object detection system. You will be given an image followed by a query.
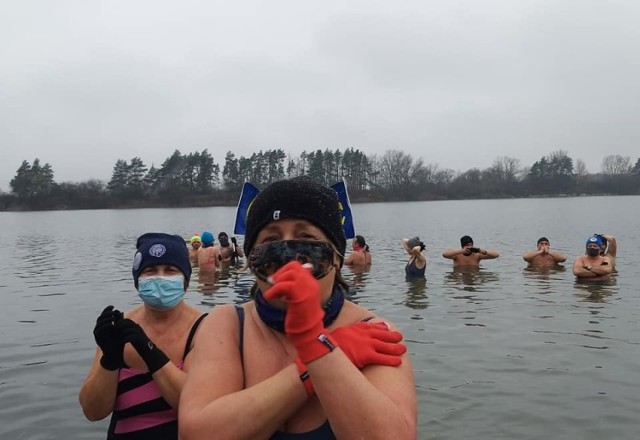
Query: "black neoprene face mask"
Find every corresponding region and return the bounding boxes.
[248,240,335,282]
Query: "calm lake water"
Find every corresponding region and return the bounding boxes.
[1,196,639,439]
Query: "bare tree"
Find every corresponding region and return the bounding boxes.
[601,155,632,175]
[575,158,588,177]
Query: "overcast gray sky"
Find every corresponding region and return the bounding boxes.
[1,0,639,191]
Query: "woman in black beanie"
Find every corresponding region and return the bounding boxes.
[180,176,417,440]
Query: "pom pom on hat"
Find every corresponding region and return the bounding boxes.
[132,233,191,288]
[243,176,346,261]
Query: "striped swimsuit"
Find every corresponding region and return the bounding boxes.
[107,313,207,439]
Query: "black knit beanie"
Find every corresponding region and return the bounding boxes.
[460,235,474,248]
[243,176,347,260]
[132,232,192,288]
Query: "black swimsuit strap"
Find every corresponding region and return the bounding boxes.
[182,313,208,359]
[235,306,246,388]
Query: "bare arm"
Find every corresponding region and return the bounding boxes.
[78,349,119,421]
[590,257,613,276]
[344,252,357,266]
[573,256,596,278]
[523,250,541,262]
[442,248,464,259]
[411,247,426,266]
[308,321,417,440]
[603,235,617,258]
[179,306,307,440]
[478,249,499,260]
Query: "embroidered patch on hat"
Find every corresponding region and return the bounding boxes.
[149,244,166,257]
[132,251,142,270]
[273,210,281,220]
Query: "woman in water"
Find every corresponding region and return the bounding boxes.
[344,234,372,267]
[402,236,426,279]
[179,176,416,439]
[79,232,207,439]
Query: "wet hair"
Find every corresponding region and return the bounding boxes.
[537,237,549,245]
[354,235,369,252]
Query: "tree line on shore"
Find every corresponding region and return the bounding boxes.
[1,148,639,211]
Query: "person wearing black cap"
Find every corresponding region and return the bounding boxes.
[523,237,567,268]
[442,235,499,267]
[179,176,416,440]
[402,236,426,278]
[217,231,245,266]
[79,232,208,439]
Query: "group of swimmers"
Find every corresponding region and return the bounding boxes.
[187,230,245,271]
[79,176,417,440]
[343,232,617,282]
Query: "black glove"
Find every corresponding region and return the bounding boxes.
[115,318,170,374]
[93,305,125,371]
[231,237,237,245]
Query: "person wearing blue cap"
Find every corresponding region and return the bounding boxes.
[79,232,208,439]
[197,230,221,273]
[572,235,613,280]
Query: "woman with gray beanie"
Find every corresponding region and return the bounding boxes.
[402,236,427,279]
[180,176,416,440]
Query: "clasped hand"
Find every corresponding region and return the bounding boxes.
[93,306,169,373]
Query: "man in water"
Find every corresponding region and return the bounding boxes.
[523,237,567,268]
[573,236,612,280]
[188,235,201,266]
[217,231,244,265]
[442,235,499,268]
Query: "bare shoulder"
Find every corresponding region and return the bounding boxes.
[338,301,401,331]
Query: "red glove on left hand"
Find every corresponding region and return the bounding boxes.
[263,261,337,363]
[330,322,407,368]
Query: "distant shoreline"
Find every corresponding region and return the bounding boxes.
[1,192,633,213]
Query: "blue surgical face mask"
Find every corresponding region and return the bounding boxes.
[137,275,185,310]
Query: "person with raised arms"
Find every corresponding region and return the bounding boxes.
[402,236,426,279]
[179,176,416,440]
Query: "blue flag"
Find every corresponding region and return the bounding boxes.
[331,179,356,239]
[233,182,260,235]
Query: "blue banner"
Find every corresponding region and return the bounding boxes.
[233,182,260,235]
[331,179,356,239]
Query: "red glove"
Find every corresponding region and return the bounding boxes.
[331,322,406,368]
[263,261,337,363]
